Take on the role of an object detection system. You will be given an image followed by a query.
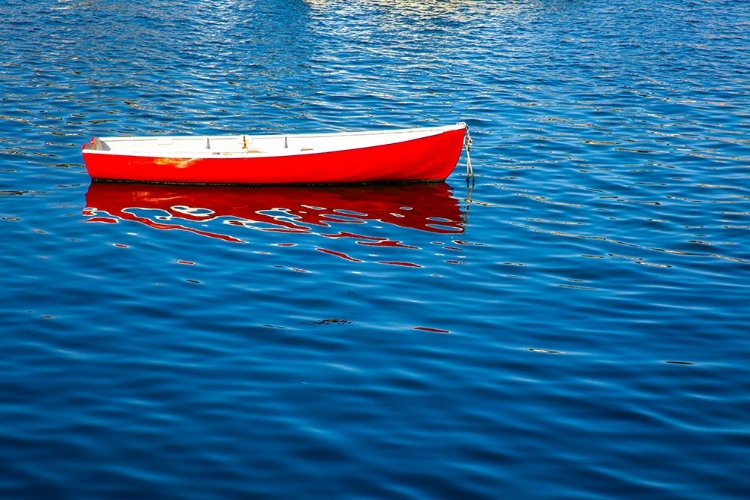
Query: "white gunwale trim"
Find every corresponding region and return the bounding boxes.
[83,123,467,159]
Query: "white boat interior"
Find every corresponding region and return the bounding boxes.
[85,123,466,158]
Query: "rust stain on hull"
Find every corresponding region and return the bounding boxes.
[154,157,200,169]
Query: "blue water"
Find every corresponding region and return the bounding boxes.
[2,0,749,498]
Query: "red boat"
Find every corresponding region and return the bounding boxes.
[81,123,469,185]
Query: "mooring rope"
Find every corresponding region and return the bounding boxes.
[464,124,474,184]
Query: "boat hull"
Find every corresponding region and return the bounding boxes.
[82,124,467,185]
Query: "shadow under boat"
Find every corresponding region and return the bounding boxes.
[83,181,466,243]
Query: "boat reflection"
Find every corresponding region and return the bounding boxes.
[84,182,465,245]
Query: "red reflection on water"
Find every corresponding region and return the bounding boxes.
[316,247,363,262]
[87,216,118,224]
[413,326,450,334]
[83,182,464,243]
[378,261,423,268]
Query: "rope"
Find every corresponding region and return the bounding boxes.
[463,124,474,184]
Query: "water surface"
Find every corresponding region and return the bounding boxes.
[1,0,749,498]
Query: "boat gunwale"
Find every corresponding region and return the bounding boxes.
[82,122,468,159]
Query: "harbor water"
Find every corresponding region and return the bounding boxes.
[1,0,749,498]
